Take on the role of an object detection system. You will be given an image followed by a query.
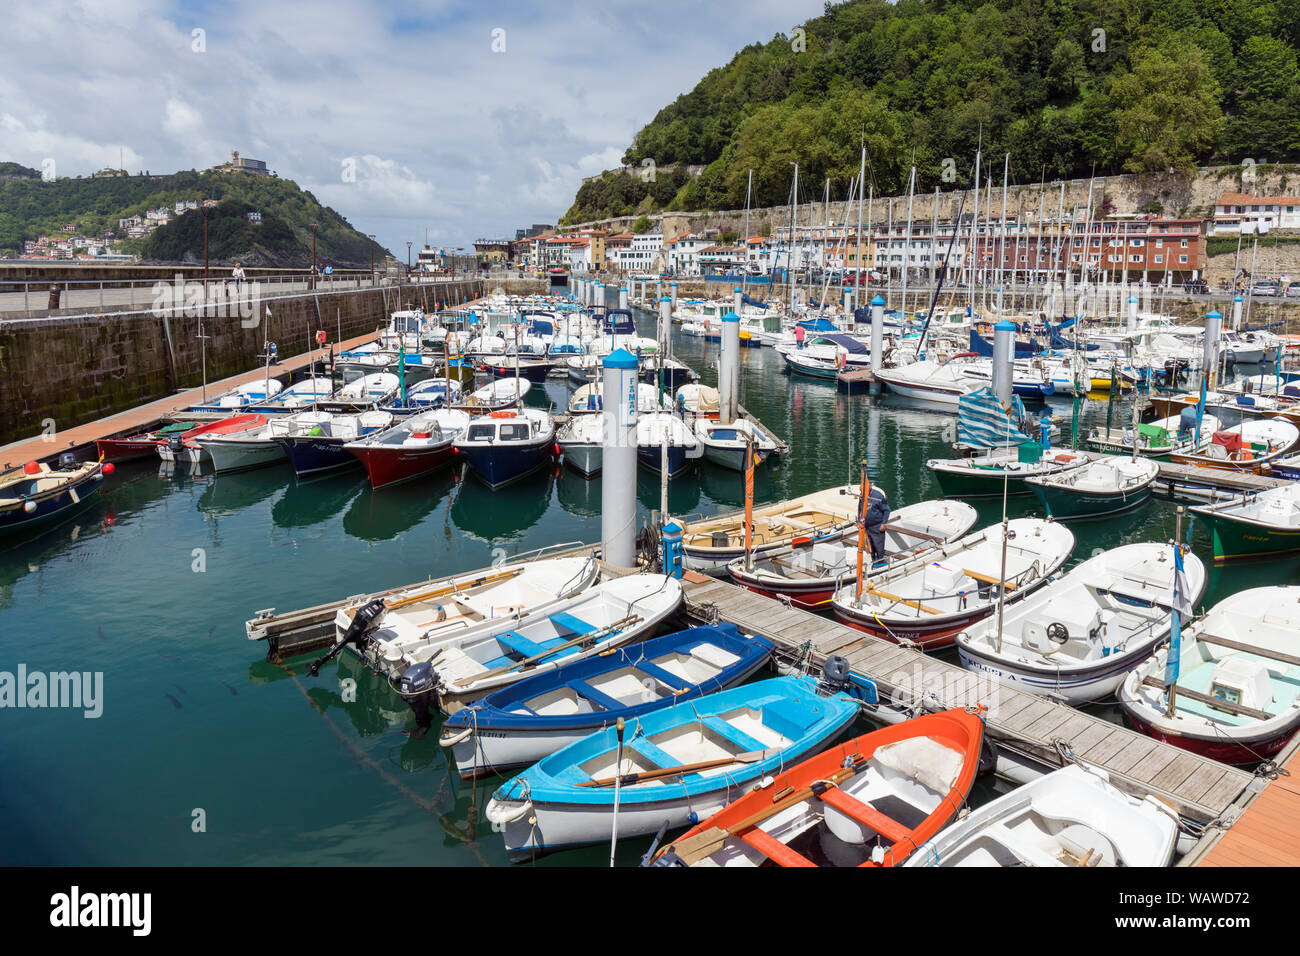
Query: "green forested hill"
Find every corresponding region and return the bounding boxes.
[566,0,1300,221]
[0,167,387,266]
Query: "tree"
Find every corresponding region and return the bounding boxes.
[1110,45,1224,172]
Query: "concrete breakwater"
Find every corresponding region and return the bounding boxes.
[0,278,483,447]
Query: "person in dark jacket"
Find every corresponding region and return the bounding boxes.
[864,483,891,565]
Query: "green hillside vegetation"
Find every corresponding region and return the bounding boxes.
[566,0,1300,222]
[0,167,387,266]
[141,199,309,266]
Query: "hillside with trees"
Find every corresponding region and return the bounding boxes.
[0,167,387,266]
[565,0,1300,222]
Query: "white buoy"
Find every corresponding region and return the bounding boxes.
[1204,308,1223,389]
[992,319,1015,406]
[1231,294,1243,331]
[1127,293,1138,333]
[601,347,640,568]
[719,310,740,424]
[870,294,885,395]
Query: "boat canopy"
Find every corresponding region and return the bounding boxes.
[968,328,1043,358]
[957,387,1031,448]
[741,293,768,310]
[814,333,868,354]
[796,317,839,332]
[1046,323,1099,351]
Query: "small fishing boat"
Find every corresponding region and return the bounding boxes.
[196,419,291,473]
[157,413,269,465]
[182,379,283,414]
[692,417,781,471]
[379,377,463,413]
[1191,482,1300,562]
[873,356,980,407]
[484,674,859,861]
[1025,456,1160,520]
[0,456,110,535]
[675,383,719,419]
[1087,412,1221,460]
[830,518,1076,649]
[398,573,683,718]
[251,376,335,413]
[454,378,531,412]
[1168,417,1298,473]
[680,484,861,573]
[567,382,670,416]
[484,358,552,382]
[566,353,602,385]
[96,422,201,463]
[324,555,600,674]
[903,764,1179,867]
[453,408,556,488]
[727,500,979,609]
[955,543,1207,704]
[557,414,604,477]
[333,372,400,406]
[1118,587,1300,763]
[440,623,773,779]
[927,448,1091,498]
[637,412,701,477]
[641,358,696,392]
[344,410,470,488]
[275,411,394,477]
[1268,453,1300,480]
[651,708,984,867]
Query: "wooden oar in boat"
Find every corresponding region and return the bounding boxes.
[470,614,643,683]
[961,568,1019,592]
[881,523,947,545]
[579,749,775,788]
[864,585,942,615]
[662,761,863,865]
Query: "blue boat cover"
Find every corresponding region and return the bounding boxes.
[958,387,1031,448]
[603,309,636,334]
[814,333,868,355]
[741,293,768,310]
[797,318,839,332]
[968,328,1044,358]
[1046,323,1099,351]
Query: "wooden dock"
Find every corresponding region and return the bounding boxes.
[1153,460,1287,503]
[675,571,1254,824]
[1181,731,1300,867]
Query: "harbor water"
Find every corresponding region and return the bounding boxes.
[2,308,1294,866]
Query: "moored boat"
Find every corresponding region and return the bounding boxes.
[157,413,269,465]
[484,674,859,862]
[830,517,1076,649]
[903,764,1179,867]
[1168,417,1298,473]
[650,707,984,867]
[927,447,1090,498]
[693,417,782,471]
[0,456,110,535]
[96,422,201,463]
[1190,481,1300,562]
[955,542,1207,704]
[344,410,470,488]
[1117,586,1300,763]
[440,623,773,779]
[453,408,557,488]
[1025,455,1159,520]
[726,500,978,609]
[274,411,394,477]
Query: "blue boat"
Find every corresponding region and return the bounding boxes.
[453,408,557,488]
[484,674,860,861]
[0,456,108,536]
[440,623,773,779]
[275,411,394,477]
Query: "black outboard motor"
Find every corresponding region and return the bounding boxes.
[58,452,77,470]
[820,655,851,694]
[398,660,438,739]
[307,598,385,676]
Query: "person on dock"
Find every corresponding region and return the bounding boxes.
[794,324,806,350]
[863,482,890,566]
[232,262,245,292]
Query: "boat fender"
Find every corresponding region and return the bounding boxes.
[439,726,474,747]
[485,798,533,826]
[977,736,999,778]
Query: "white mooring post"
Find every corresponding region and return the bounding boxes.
[1127,294,1138,333]
[1204,308,1223,390]
[670,280,678,310]
[1231,294,1243,331]
[870,294,885,395]
[719,311,740,424]
[992,319,1015,406]
[601,347,640,568]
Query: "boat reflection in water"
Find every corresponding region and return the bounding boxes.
[342,472,456,542]
[555,470,602,517]
[196,466,289,517]
[697,457,776,509]
[271,471,367,530]
[636,465,700,515]
[450,466,555,543]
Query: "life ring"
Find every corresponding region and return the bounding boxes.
[490,410,517,418]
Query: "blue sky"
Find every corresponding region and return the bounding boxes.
[1,0,826,256]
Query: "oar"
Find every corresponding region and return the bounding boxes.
[663,762,863,865]
[472,614,642,682]
[381,567,525,613]
[578,749,776,788]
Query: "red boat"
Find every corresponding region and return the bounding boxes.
[156,414,269,463]
[651,708,985,867]
[344,411,469,488]
[96,422,203,462]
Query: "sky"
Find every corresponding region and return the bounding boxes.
[0,0,826,257]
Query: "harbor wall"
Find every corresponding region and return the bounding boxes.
[0,279,483,446]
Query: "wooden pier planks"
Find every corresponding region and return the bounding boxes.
[1184,733,1300,867]
[678,574,1254,823]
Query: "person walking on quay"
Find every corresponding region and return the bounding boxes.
[232,262,245,293]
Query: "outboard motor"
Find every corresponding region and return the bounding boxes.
[820,655,851,694]
[58,452,77,470]
[307,598,385,676]
[398,660,439,739]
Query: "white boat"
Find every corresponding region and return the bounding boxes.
[456,378,531,412]
[675,383,720,417]
[329,555,601,678]
[197,419,291,473]
[1117,586,1300,763]
[398,573,684,714]
[693,417,782,471]
[830,518,1076,649]
[637,412,702,476]
[184,379,284,414]
[336,372,400,405]
[252,376,335,413]
[567,382,671,415]
[1088,413,1222,459]
[904,765,1179,867]
[557,414,604,477]
[955,543,1207,704]
[1025,456,1161,520]
[873,356,981,406]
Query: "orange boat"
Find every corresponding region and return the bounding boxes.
[650,708,985,868]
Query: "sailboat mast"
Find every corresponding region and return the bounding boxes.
[901,165,916,320]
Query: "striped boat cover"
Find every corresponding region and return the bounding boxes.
[957,387,1031,448]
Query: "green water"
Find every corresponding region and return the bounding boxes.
[2,309,1296,866]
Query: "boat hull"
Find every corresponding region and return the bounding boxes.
[0,469,104,535]
[636,443,692,477]
[1199,511,1300,562]
[349,443,456,488]
[487,362,551,383]
[832,601,997,649]
[203,438,287,474]
[456,440,555,489]
[277,437,358,477]
[1122,713,1298,764]
[1028,480,1153,520]
[683,526,854,574]
[559,442,602,477]
[929,464,1034,498]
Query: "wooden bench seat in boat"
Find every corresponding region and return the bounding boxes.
[565,679,628,713]
[495,630,556,659]
[549,611,596,635]
[631,660,688,691]
[699,715,769,755]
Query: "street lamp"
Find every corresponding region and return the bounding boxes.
[406,240,412,276]
[310,220,319,289]
[368,235,376,287]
